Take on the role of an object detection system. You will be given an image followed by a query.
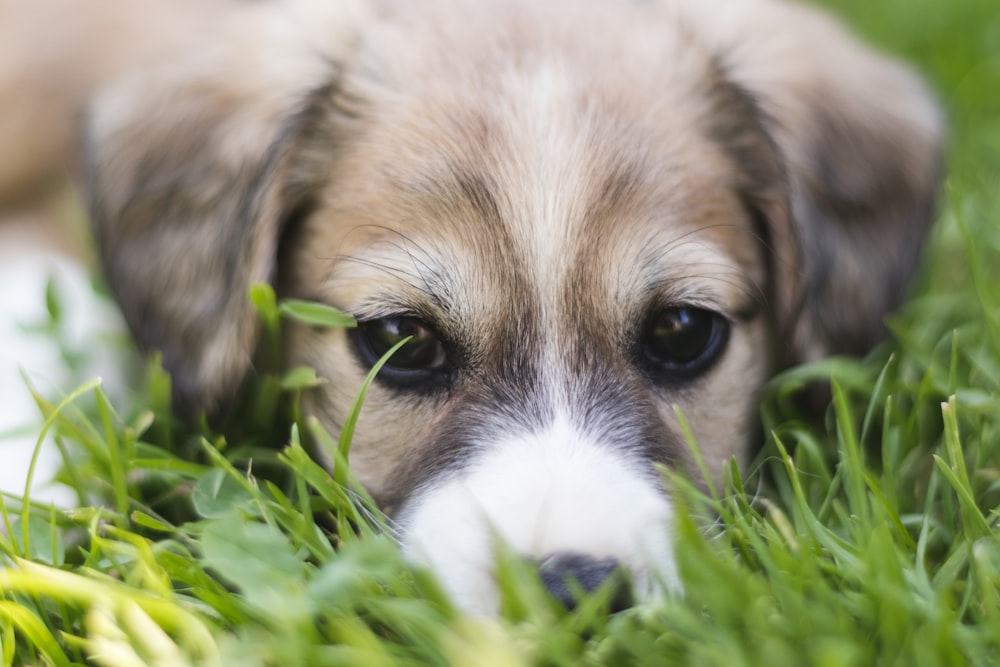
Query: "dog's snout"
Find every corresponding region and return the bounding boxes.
[536,552,633,611]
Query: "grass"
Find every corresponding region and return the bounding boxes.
[3,0,1000,664]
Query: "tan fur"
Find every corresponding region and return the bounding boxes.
[276,0,940,494]
[6,0,942,502]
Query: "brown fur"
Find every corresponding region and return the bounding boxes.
[6,0,942,498]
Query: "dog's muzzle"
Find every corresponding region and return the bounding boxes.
[398,415,680,614]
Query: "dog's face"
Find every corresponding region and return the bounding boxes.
[84,0,943,612]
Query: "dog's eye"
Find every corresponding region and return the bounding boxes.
[355,316,450,387]
[641,307,729,380]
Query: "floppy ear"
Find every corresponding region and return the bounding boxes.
[84,2,360,415]
[685,0,944,364]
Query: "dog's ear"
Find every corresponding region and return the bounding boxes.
[687,0,944,364]
[84,2,360,415]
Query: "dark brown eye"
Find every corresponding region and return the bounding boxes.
[355,316,450,389]
[641,307,728,380]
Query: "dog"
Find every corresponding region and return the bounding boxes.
[5,0,942,613]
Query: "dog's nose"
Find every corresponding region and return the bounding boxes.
[536,552,633,612]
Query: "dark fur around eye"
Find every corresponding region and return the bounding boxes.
[352,316,454,392]
[638,307,730,384]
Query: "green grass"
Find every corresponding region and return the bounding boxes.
[3,0,1000,664]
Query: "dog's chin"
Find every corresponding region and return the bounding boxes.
[396,415,681,614]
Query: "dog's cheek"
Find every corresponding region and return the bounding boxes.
[658,318,772,488]
[396,415,681,614]
[282,322,443,500]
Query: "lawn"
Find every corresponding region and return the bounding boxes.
[2,0,1000,664]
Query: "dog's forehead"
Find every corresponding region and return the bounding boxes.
[318,120,761,322]
[306,3,766,326]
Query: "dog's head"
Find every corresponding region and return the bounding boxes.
[84,0,942,612]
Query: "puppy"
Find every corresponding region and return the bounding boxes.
[39,0,945,612]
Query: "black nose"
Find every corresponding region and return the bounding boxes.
[536,552,633,612]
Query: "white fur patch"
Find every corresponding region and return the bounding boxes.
[399,414,679,614]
